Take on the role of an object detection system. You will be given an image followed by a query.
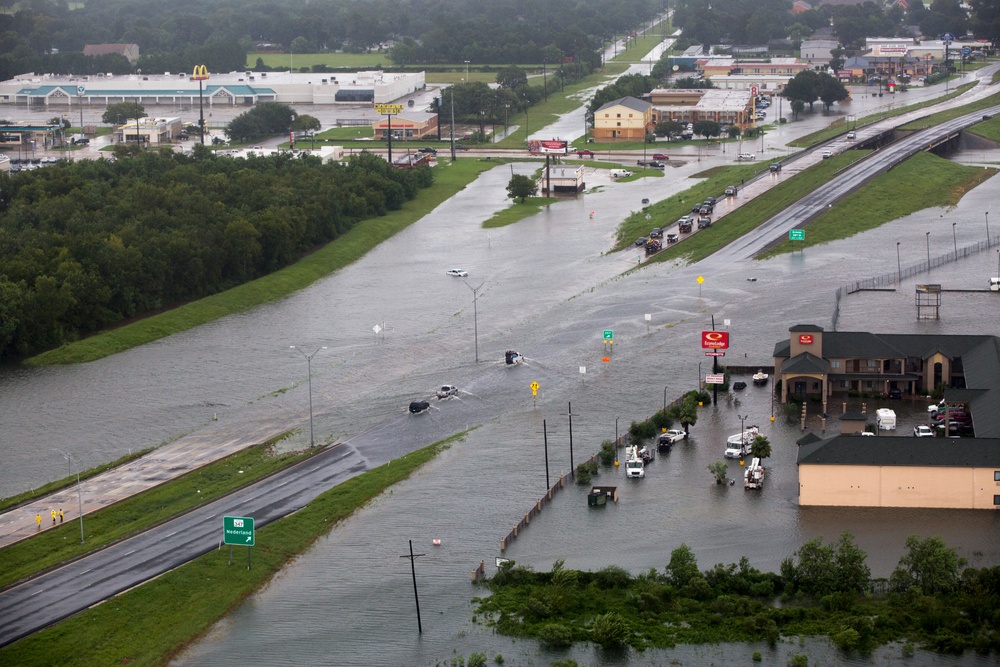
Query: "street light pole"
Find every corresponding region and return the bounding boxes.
[290,345,328,447]
[952,222,957,254]
[53,448,85,544]
[896,241,903,285]
[926,231,931,269]
[986,211,990,248]
[464,280,485,362]
[663,386,668,412]
[464,60,470,82]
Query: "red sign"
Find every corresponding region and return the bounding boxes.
[701,331,729,349]
[528,139,568,155]
[799,334,814,345]
[705,351,726,357]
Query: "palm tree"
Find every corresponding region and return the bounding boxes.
[751,434,772,460]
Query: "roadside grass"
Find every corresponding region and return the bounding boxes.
[26,160,497,365]
[483,196,559,228]
[898,89,1000,130]
[968,114,1000,142]
[0,433,313,590]
[759,152,996,258]
[0,449,153,515]
[788,82,977,147]
[613,163,771,251]
[247,53,389,69]
[0,437,452,667]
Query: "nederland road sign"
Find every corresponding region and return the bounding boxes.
[223,516,255,546]
[789,229,805,241]
[603,330,613,340]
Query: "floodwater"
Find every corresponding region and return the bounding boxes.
[168,153,1000,667]
[4,55,1000,664]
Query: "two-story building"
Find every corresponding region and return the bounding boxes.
[591,96,653,142]
[646,89,754,129]
[773,324,1000,438]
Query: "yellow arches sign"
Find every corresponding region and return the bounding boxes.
[192,65,209,81]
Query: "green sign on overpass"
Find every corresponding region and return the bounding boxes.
[223,516,255,546]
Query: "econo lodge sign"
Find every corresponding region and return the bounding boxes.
[701,331,729,349]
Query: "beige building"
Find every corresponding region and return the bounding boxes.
[592,96,653,142]
[647,88,754,128]
[797,434,1000,509]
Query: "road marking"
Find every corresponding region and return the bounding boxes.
[165,531,177,538]
[29,589,45,596]
[124,550,136,556]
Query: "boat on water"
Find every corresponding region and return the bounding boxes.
[752,370,769,386]
[744,457,765,489]
[504,350,523,366]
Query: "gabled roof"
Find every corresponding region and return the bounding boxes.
[782,351,830,375]
[798,434,1000,467]
[595,96,652,113]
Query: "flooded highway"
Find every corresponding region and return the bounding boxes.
[3,55,1000,664]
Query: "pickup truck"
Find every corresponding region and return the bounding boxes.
[678,217,693,233]
[659,429,686,445]
[697,216,712,229]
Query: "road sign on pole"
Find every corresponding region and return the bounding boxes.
[223,516,255,546]
[705,351,726,357]
[789,229,805,241]
[706,374,725,384]
[603,330,613,340]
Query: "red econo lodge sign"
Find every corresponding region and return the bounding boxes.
[701,331,729,349]
[799,334,814,345]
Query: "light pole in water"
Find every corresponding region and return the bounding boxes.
[465,281,485,362]
[290,345,328,447]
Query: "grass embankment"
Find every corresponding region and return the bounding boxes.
[247,52,389,69]
[898,89,1000,131]
[27,160,497,366]
[0,436,453,667]
[483,196,559,228]
[968,114,1000,143]
[788,83,977,148]
[0,434,312,589]
[759,152,996,258]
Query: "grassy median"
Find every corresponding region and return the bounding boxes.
[0,436,454,667]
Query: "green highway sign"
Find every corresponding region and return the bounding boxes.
[223,516,255,546]
[603,330,613,340]
[789,229,805,241]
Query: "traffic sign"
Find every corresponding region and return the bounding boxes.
[374,103,404,115]
[749,84,758,97]
[223,516,255,546]
[789,229,805,241]
[530,381,539,397]
[701,331,729,349]
[696,276,704,284]
[603,330,613,340]
[706,374,725,384]
[705,351,725,356]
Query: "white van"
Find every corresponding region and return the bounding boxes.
[610,169,632,178]
[990,277,1000,291]
[875,408,896,431]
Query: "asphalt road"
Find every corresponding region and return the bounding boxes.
[1,68,998,649]
[0,444,365,648]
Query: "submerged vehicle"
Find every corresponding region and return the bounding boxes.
[504,350,523,366]
[752,370,769,386]
[744,458,765,489]
[409,400,431,414]
[436,384,458,399]
[724,426,759,459]
[624,446,645,478]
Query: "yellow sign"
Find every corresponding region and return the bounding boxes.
[530,381,539,397]
[697,275,704,284]
[192,65,209,81]
[374,104,404,115]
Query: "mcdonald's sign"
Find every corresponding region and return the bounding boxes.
[192,65,209,81]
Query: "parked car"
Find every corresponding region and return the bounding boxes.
[418,147,438,154]
[732,381,747,390]
[446,268,468,277]
[454,144,470,151]
[651,153,669,160]
[634,236,648,246]
[610,169,632,178]
[436,384,458,399]
[659,429,687,445]
[888,388,902,399]
[737,152,755,161]
[725,185,738,196]
[932,410,970,424]
[648,228,663,239]
[913,425,935,437]
[648,161,665,168]
[576,149,595,157]
[769,163,782,172]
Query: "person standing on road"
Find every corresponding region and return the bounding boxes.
[59,509,64,523]
[36,513,41,530]
[51,509,57,524]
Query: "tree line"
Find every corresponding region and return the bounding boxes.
[476,533,1000,655]
[0,0,660,83]
[0,147,432,362]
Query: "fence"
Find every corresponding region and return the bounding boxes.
[832,236,999,330]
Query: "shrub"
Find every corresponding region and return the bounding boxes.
[651,408,673,430]
[753,651,763,661]
[629,419,657,444]
[788,655,808,667]
[538,623,574,648]
[575,459,599,485]
[598,439,617,465]
[590,612,630,648]
[468,652,487,667]
[594,565,632,589]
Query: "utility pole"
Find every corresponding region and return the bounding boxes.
[542,419,550,490]
[565,403,576,477]
[399,540,425,633]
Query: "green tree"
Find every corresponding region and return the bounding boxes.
[889,535,964,595]
[496,65,528,91]
[101,102,145,125]
[750,434,771,460]
[291,114,321,133]
[506,174,537,202]
[818,74,850,111]
[666,544,702,587]
[692,119,721,139]
[654,120,683,138]
[708,460,728,485]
